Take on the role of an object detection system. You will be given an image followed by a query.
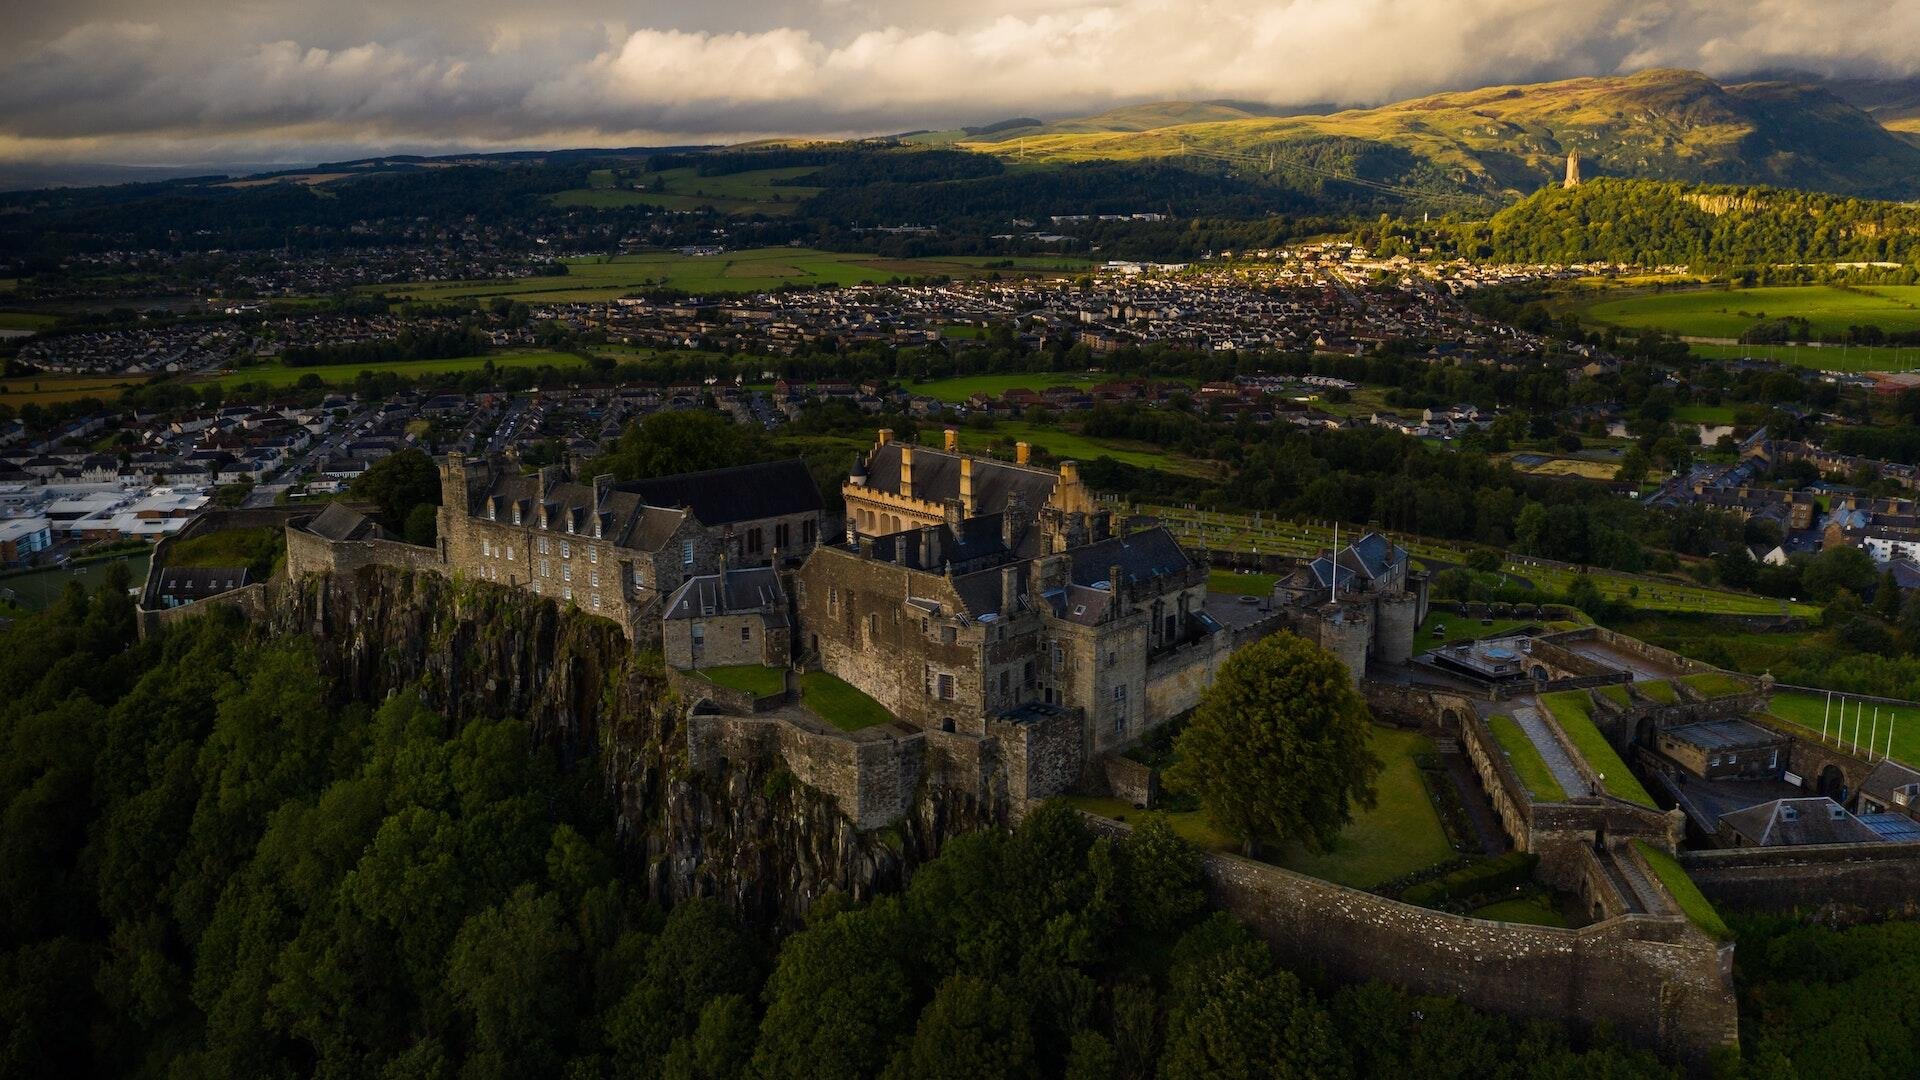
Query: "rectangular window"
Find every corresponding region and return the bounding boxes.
[1023,660,1035,688]
[775,522,791,548]
[937,673,956,701]
[828,587,838,613]
[561,541,570,559]
[633,567,646,588]
[1050,642,1063,670]
[562,565,571,583]
[867,613,877,639]
[998,671,1009,695]
[589,569,599,587]
[747,527,763,555]
[482,538,491,557]
[589,547,598,564]
[505,548,513,561]
[682,540,695,567]
[564,586,573,601]
[740,625,751,642]
[803,519,817,544]
[591,593,600,610]
[537,537,548,554]
[692,623,705,646]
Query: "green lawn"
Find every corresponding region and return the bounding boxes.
[1062,797,1237,852]
[799,671,894,732]
[206,350,587,390]
[1767,690,1919,767]
[1275,726,1455,889]
[372,248,1089,304]
[1414,613,1541,657]
[1488,715,1569,802]
[1582,285,1920,340]
[1470,894,1570,927]
[694,664,787,698]
[1637,679,1679,705]
[1636,842,1731,940]
[165,527,284,578]
[1207,569,1278,596]
[0,552,150,610]
[1539,691,1657,809]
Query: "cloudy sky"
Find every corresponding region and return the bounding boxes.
[6,0,1920,165]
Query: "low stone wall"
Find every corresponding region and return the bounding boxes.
[138,579,273,635]
[1680,842,1920,915]
[1083,815,1738,1069]
[286,524,448,580]
[1542,626,1715,678]
[667,667,790,714]
[1103,756,1157,808]
[1458,712,1535,850]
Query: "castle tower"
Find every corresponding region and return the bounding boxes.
[1563,150,1582,189]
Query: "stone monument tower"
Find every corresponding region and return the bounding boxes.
[1564,150,1582,188]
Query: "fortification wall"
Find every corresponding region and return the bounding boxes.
[286,526,448,580]
[1680,842,1920,914]
[988,707,1083,806]
[1103,756,1156,808]
[1082,815,1738,1070]
[1459,712,1535,850]
[1144,638,1229,726]
[687,713,927,831]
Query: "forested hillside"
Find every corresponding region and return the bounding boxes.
[1486,179,1920,268]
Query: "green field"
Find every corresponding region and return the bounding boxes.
[798,671,893,732]
[1469,894,1569,927]
[922,421,1214,477]
[1686,342,1920,372]
[1582,285,1920,340]
[374,248,1089,304]
[204,350,588,390]
[1414,613,1560,656]
[1275,726,1456,889]
[550,166,824,215]
[906,374,1108,402]
[0,311,58,331]
[1539,691,1657,808]
[1768,690,1919,767]
[0,552,151,610]
[0,373,150,406]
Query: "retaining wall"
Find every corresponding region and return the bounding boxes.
[686,712,927,831]
[1680,842,1920,914]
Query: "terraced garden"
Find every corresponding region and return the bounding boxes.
[1539,690,1657,809]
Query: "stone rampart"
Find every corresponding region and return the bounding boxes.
[1144,637,1230,726]
[1102,755,1157,808]
[1082,815,1738,1070]
[687,712,927,831]
[1680,842,1920,914]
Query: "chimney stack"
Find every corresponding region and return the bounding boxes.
[899,445,914,500]
[1001,564,1020,618]
[959,456,975,516]
[877,428,893,446]
[1016,441,1031,466]
[944,427,959,452]
[919,526,942,569]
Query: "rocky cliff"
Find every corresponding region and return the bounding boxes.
[257,566,997,927]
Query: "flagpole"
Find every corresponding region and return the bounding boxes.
[1869,708,1880,763]
[1823,689,1832,745]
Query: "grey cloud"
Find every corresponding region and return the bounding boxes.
[4,0,1919,162]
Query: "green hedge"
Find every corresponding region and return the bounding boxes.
[1402,852,1539,908]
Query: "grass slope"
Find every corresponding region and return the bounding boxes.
[1275,726,1455,889]
[1488,714,1570,802]
[799,671,893,732]
[1539,690,1657,808]
[1635,841,1731,940]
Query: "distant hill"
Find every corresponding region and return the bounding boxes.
[959,69,1920,202]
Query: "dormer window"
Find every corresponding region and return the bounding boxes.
[512,504,521,525]
[566,514,575,534]
[487,502,497,521]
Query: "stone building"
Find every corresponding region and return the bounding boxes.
[796,460,1213,762]
[842,428,1062,539]
[1273,530,1426,681]
[662,564,790,669]
[437,455,823,642]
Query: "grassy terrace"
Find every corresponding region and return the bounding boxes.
[798,671,893,733]
[1275,726,1455,889]
[1413,612,1559,656]
[1635,841,1731,940]
[1636,679,1679,705]
[0,552,151,611]
[1768,690,1920,767]
[1539,691,1657,809]
[1206,569,1278,596]
[693,664,786,698]
[1062,797,1236,853]
[1487,715,1569,803]
[917,420,1215,477]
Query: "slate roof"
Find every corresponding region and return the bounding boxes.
[305,503,380,542]
[1860,759,1920,806]
[1663,719,1783,754]
[1720,797,1882,847]
[662,566,786,621]
[617,459,821,525]
[1066,527,1193,588]
[1302,531,1407,591]
[859,443,1057,515]
[156,566,252,599]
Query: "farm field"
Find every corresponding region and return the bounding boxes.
[374,248,1090,304]
[1505,454,1620,480]
[921,420,1215,476]
[906,373,1108,402]
[1580,285,1920,340]
[0,373,150,406]
[202,350,588,390]
[1768,689,1919,768]
[0,552,151,610]
[1686,342,1920,372]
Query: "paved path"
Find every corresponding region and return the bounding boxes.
[1510,703,1588,797]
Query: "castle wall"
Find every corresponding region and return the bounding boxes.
[1374,591,1419,666]
[988,706,1083,806]
[1082,815,1738,1070]
[664,612,781,669]
[1681,842,1920,913]
[687,712,927,831]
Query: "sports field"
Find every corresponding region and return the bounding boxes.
[1768,690,1919,768]
[204,350,588,390]
[372,247,1088,304]
[920,420,1214,476]
[0,552,151,610]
